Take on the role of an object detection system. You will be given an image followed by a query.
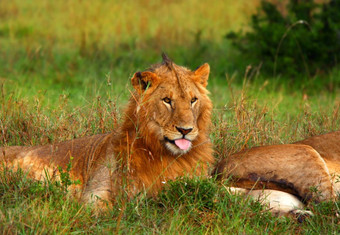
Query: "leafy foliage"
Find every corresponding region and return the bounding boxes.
[227,0,340,78]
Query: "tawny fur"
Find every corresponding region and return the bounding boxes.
[0,56,214,206]
[228,187,314,218]
[214,131,340,215]
[296,131,340,194]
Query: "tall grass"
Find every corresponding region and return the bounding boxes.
[0,0,259,46]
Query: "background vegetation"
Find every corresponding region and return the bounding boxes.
[0,0,339,233]
[227,0,340,78]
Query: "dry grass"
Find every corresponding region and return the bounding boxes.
[0,0,262,49]
[2,76,339,155]
[0,89,120,146]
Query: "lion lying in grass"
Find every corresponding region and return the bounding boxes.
[0,54,214,207]
[1,54,339,217]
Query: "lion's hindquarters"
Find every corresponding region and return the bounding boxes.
[3,144,79,183]
[1,134,115,201]
[1,146,56,181]
[1,146,31,162]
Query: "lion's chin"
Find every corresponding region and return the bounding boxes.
[164,138,192,155]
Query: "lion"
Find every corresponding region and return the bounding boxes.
[214,131,340,216]
[0,54,214,207]
[2,55,338,218]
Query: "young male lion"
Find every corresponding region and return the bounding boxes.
[2,55,338,217]
[0,54,214,206]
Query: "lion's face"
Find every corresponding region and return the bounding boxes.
[149,74,203,155]
[131,58,212,155]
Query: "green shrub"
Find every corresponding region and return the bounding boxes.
[226,0,340,78]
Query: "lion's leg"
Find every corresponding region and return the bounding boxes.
[215,144,336,202]
[229,187,313,218]
[81,166,112,210]
[80,155,118,210]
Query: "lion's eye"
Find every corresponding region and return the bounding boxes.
[163,97,171,104]
[191,97,198,104]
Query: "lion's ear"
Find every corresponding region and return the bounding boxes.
[131,71,160,94]
[194,63,210,87]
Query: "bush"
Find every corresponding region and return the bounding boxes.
[226,0,340,78]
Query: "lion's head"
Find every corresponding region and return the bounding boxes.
[129,54,212,156]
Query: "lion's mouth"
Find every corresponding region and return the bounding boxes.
[174,139,191,150]
[164,137,192,151]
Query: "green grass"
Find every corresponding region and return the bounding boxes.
[1,0,340,233]
[1,171,340,233]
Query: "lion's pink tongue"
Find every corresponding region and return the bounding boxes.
[174,139,191,150]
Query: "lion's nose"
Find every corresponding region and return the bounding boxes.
[176,127,193,136]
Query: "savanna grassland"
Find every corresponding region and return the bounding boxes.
[1,0,340,233]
